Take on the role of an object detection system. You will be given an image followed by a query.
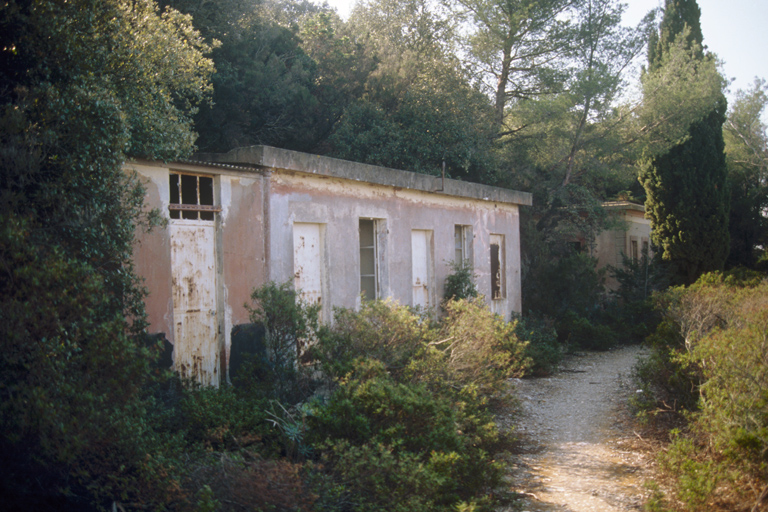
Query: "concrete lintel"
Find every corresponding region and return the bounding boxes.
[196,145,533,207]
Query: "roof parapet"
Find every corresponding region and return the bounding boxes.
[195,145,533,207]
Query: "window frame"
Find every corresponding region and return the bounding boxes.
[454,224,473,268]
[359,218,380,301]
[169,172,221,221]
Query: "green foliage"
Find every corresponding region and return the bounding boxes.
[0,216,172,508]
[305,298,528,509]
[640,2,730,285]
[648,0,703,70]
[438,298,531,392]
[243,281,321,402]
[606,249,666,343]
[327,80,499,181]
[173,384,269,449]
[635,274,768,510]
[443,260,479,304]
[512,315,562,376]
[560,312,617,351]
[0,1,214,507]
[524,250,607,328]
[315,299,432,382]
[453,0,576,127]
[307,359,502,510]
[724,79,768,269]
[167,0,323,152]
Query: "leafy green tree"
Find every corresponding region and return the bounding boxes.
[163,0,325,152]
[298,11,376,148]
[0,0,214,506]
[639,0,729,285]
[450,0,578,130]
[326,0,499,180]
[723,79,768,269]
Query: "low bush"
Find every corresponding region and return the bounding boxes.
[437,297,531,393]
[315,299,431,383]
[443,259,478,304]
[512,315,562,376]
[635,272,768,511]
[567,313,618,351]
[307,359,502,510]
[243,281,322,403]
[306,297,527,510]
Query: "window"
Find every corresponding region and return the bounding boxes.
[631,239,639,262]
[359,219,379,301]
[454,225,472,267]
[169,172,220,220]
[642,240,650,258]
[490,234,505,300]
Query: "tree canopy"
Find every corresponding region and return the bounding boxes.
[0,0,214,507]
[724,79,768,269]
[639,0,729,285]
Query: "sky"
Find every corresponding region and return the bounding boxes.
[317,0,768,117]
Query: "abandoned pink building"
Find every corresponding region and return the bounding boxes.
[128,146,532,385]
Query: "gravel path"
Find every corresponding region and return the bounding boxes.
[499,345,653,511]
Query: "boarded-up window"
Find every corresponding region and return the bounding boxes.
[359,219,379,301]
[169,173,219,220]
[490,234,505,300]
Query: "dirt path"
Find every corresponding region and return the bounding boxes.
[499,345,653,511]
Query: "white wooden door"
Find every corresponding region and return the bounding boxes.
[171,221,219,386]
[411,230,431,308]
[293,223,323,307]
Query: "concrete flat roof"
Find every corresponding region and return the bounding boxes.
[195,145,533,207]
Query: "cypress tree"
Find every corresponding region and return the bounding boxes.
[640,0,729,285]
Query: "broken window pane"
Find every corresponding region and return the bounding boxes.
[169,172,218,221]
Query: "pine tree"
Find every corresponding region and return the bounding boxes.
[639,0,729,285]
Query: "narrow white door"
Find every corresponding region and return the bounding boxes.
[411,230,431,308]
[293,223,323,307]
[171,221,219,386]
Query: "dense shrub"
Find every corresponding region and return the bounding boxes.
[307,359,502,511]
[314,299,433,382]
[635,272,768,511]
[305,297,527,510]
[437,298,531,392]
[512,315,562,376]
[0,216,176,509]
[607,250,666,344]
[243,281,322,402]
[561,311,618,351]
[524,252,607,325]
[443,260,478,304]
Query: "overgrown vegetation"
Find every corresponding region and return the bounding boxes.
[3,0,765,508]
[173,285,534,511]
[632,270,768,511]
[1,0,214,508]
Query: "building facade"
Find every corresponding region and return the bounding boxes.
[592,201,652,291]
[129,146,532,385]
